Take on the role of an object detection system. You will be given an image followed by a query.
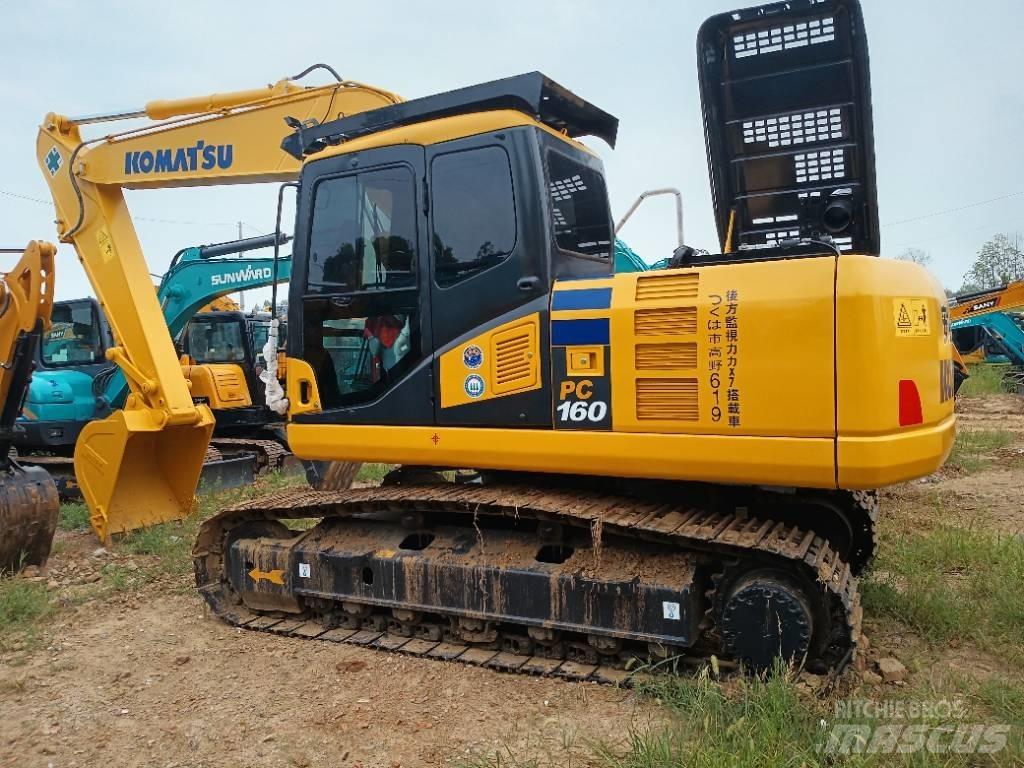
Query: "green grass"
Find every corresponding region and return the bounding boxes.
[1,470,309,643]
[862,525,1024,654]
[959,364,1007,397]
[594,666,823,768]
[58,502,90,531]
[946,429,1014,472]
[0,580,52,649]
[356,463,393,484]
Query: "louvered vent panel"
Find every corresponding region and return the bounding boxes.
[214,369,243,388]
[491,323,538,395]
[634,307,697,336]
[635,343,698,370]
[635,378,699,421]
[212,367,247,404]
[635,272,699,302]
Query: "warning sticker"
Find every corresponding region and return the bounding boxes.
[893,298,931,337]
[96,229,117,264]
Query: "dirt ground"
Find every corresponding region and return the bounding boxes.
[0,587,658,768]
[2,393,1022,768]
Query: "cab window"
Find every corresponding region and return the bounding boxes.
[546,150,612,260]
[41,302,103,366]
[304,165,420,409]
[307,167,417,294]
[431,146,516,287]
[186,320,246,363]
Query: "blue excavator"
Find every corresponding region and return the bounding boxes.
[17,233,293,497]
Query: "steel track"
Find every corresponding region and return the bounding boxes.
[194,483,863,681]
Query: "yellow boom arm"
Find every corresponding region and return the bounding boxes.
[36,70,402,540]
[950,279,1024,321]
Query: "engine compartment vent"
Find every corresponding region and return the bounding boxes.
[635,272,699,302]
[636,378,699,421]
[634,307,697,336]
[635,343,698,370]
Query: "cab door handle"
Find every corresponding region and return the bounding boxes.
[517,276,540,292]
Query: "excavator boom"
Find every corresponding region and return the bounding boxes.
[38,71,401,540]
[0,242,60,573]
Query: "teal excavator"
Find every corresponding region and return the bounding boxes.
[17,234,293,496]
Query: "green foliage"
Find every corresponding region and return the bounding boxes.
[58,502,90,531]
[962,233,1024,292]
[958,365,1008,397]
[0,580,52,643]
[863,526,1024,652]
[598,666,821,768]
[947,428,1014,472]
[356,463,393,484]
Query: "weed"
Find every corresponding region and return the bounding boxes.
[58,503,90,531]
[356,463,393,484]
[947,429,1013,472]
[0,580,52,650]
[958,365,1007,397]
[863,525,1024,654]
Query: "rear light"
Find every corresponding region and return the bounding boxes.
[898,380,923,426]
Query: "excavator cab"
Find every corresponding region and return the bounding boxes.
[283,73,617,430]
[180,311,262,421]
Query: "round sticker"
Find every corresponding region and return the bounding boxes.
[464,374,485,399]
[463,344,484,369]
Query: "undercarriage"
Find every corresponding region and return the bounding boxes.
[194,474,870,678]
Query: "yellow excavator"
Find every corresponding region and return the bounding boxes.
[39,0,954,674]
[0,242,60,573]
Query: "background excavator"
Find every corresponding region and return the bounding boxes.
[950,280,1024,393]
[16,236,295,497]
[38,0,955,674]
[0,242,59,574]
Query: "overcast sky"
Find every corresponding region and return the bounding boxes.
[3,0,1023,302]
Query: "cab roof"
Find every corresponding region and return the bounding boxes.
[281,72,619,160]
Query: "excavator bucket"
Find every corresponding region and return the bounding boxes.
[74,407,214,542]
[0,464,59,574]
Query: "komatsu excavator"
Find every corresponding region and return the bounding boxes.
[0,242,60,573]
[39,0,955,674]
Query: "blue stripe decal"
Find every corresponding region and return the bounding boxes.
[551,287,612,311]
[551,318,610,346]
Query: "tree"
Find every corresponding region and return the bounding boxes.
[897,247,932,266]
[961,233,1024,291]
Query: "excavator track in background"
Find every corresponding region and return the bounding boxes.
[195,481,863,678]
[210,437,290,475]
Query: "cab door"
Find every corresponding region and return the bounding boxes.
[290,145,433,426]
[426,130,550,426]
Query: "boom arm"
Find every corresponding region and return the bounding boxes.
[37,70,402,540]
[951,280,1024,322]
[953,312,1024,367]
[0,242,55,434]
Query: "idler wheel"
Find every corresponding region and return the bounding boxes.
[720,570,814,671]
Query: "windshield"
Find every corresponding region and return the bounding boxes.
[186,320,246,363]
[41,302,103,367]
